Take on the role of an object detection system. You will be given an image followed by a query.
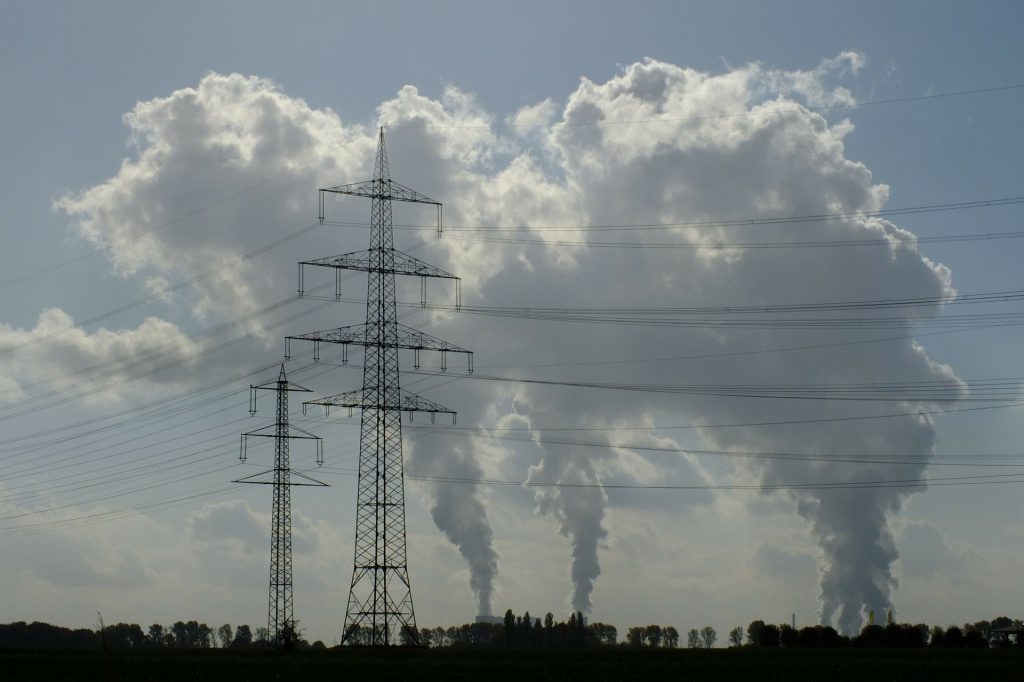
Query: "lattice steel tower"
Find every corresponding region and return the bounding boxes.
[288,129,471,646]
[237,365,327,648]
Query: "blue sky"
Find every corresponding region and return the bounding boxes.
[2,0,1024,644]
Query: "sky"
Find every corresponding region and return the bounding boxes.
[2,0,1024,644]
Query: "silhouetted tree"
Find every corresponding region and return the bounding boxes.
[991,616,1013,630]
[798,626,820,647]
[700,626,717,649]
[147,624,165,648]
[0,622,97,649]
[171,621,188,648]
[943,626,965,648]
[854,624,885,647]
[627,626,644,648]
[883,623,905,647]
[217,624,232,649]
[433,626,447,647]
[728,626,744,648]
[964,628,987,648]
[231,624,253,649]
[399,625,417,646]
[100,623,145,649]
[664,626,679,648]
[779,624,798,648]
[686,628,701,648]
[820,626,843,647]
[645,625,663,648]
[759,624,780,648]
[503,609,515,647]
[586,622,617,646]
[419,627,434,648]
[906,624,928,647]
[746,620,764,646]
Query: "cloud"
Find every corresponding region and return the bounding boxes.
[510,98,558,130]
[896,520,965,579]
[0,308,201,405]
[54,73,368,330]
[189,499,267,554]
[753,543,818,582]
[0,491,158,590]
[38,54,960,633]
[761,51,867,108]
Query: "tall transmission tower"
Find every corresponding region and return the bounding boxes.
[288,128,472,646]
[237,364,327,649]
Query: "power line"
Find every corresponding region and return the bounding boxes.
[381,81,1024,130]
[409,370,1024,403]
[479,324,1023,370]
[11,78,1019,285]
[408,399,1024,432]
[322,194,1024,233]
[0,484,245,539]
[446,308,1024,331]
[0,237,442,421]
[0,128,369,291]
[444,228,1024,251]
[403,471,1024,492]
[408,427,1024,468]
[464,288,1024,314]
[303,284,1024,332]
[0,221,322,359]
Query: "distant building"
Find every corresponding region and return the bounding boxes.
[989,623,1024,646]
[475,615,503,625]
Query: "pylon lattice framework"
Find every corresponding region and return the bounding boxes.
[237,365,327,648]
[288,129,472,646]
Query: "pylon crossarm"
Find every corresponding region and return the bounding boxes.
[396,390,456,417]
[242,425,279,439]
[305,389,364,412]
[252,380,315,393]
[291,470,330,487]
[320,179,439,205]
[233,470,330,487]
[306,388,455,415]
[287,324,368,350]
[250,365,315,393]
[286,424,322,440]
[300,249,457,279]
[287,322,470,356]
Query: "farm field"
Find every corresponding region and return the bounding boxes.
[2,647,1022,682]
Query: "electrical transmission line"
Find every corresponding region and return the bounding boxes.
[237,365,327,649]
[288,128,471,646]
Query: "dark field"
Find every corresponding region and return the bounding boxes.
[3,647,1023,681]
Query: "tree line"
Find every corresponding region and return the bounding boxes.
[373,611,677,648]
[3,613,1020,650]
[738,617,1022,648]
[0,620,326,650]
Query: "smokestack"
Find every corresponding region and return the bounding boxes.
[475,615,503,625]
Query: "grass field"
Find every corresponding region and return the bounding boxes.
[3,646,1022,681]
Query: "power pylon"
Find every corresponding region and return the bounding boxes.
[288,128,471,646]
[237,364,327,649]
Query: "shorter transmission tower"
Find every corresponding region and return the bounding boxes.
[237,364,327,648]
